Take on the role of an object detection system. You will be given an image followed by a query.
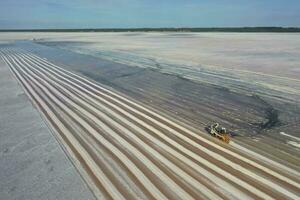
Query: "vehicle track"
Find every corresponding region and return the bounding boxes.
[1,48,299,200]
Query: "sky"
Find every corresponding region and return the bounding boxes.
[0,0,300,29]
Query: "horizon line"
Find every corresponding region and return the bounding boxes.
[1,27,300,32]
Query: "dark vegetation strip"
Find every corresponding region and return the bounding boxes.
[1,27,300,32]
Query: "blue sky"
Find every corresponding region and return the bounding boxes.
[0,0,300,29]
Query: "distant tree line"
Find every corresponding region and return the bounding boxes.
[1,27,300,32]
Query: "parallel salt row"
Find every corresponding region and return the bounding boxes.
[1,48,299,200]
[25,48,300,181]
[1,52,127,200]
[2,51,176,200]
[1,47,298,199]
[12,50,281,199]
[11,50,264,199]
[18,49,300,192]
[1,49,235,199]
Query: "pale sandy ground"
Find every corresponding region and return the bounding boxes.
[0,55,95,199]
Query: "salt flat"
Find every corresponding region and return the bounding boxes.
[5,32,297,103]
[1,32,298,157]
[0,32,300,199]
[1,32,299,78]
[1,47,299,199]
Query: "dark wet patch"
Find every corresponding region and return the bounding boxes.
[251,94,281,130]
[261,107,281,129]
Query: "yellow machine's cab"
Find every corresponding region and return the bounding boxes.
[207,123,231,143]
